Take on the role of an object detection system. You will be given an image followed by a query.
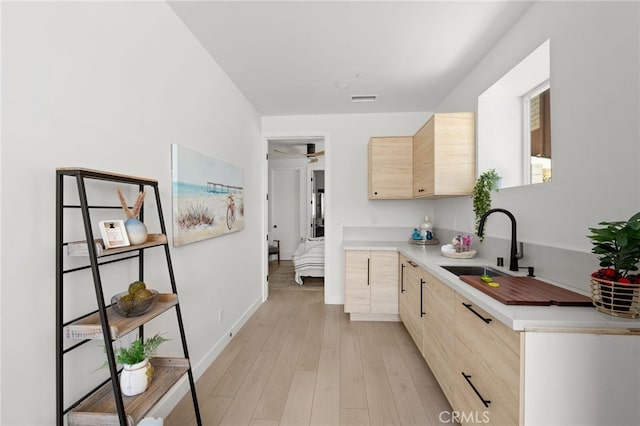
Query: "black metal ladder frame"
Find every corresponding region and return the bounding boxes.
[55,168,202,426]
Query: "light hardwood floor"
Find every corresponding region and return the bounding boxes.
[166,288,452,425]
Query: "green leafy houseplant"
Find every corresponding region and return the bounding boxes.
[588,212,640,318]
[588,212,640,283]
[110,334,168,366]
[472,169,501,239]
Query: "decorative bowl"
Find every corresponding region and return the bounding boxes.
[111,289,159,317]
[441,244,477,259]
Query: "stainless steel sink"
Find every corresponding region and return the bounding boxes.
[440,265,506,277]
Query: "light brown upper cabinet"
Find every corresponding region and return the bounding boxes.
[368,136,413,199]
[413,113,475,198]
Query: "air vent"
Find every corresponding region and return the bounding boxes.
[351,94,377,103]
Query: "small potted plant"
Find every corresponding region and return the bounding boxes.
[587,212,640,318]
[472,169,501,240]
[110,333,168,396]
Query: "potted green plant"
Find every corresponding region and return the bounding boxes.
[110,333,168,396]
[587,212,640,318]
[472,169,501,240]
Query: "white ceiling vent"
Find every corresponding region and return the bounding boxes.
[351,94,377,103]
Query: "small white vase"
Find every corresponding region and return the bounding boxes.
[125,218,148,245]
[120,358,153,396]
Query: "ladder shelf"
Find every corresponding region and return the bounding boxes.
[55,168,202,426]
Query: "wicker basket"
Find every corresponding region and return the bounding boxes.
[590,277,640,319]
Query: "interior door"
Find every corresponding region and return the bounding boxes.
[270,168,301,259]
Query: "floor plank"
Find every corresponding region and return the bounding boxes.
[218,351,278,426]
[380,344,430,426]
[340,317,368,409]
[363,366,401,426]
[310,348,340,426]
[279,370,317,426]
[251,332,304,421]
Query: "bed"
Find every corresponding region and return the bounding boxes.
[292,237,325,285]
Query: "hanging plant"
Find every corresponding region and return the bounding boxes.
[472,169,501,240]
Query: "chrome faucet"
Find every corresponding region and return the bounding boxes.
[477,208,523,272]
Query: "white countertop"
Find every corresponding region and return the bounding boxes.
[343,240,640,331]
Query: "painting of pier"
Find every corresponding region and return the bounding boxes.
[171,144,244,246]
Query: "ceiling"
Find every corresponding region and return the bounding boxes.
[168,1,534,116]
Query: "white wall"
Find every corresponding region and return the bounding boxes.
[434,2,639,255]
[1,2,262,425]
[263,113,436,304]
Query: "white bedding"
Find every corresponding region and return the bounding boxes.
[292,237,325,285]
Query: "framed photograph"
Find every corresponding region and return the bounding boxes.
[98,220,130,249]
[171,144,244,246]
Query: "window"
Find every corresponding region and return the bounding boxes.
[523,82,551,184]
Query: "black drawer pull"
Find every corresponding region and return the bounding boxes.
[462,302,492,324]
[462,372,491,408]
[367,258,370,286]
[401,264,406,293]
[407,260,418,268]
[420,278,425,317]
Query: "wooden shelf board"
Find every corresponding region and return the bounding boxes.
[67,234,167,257]
[65,294,178,340]
[57,167,159,184]
[67,357,189,426]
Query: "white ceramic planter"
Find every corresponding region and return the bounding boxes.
[120,358,153,396]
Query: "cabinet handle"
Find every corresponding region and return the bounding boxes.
[407,260,418,268]
[420,278,425,317]
[462,303,492,324]
[462,372,491,408]
[401,264,405,293]
[367,258,370,286]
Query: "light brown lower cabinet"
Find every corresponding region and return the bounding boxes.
[452,294,520,425]
[396,256,640,425]
[345,250,399,320]
[400,263,520,425]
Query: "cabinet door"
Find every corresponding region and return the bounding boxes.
[413,117,435,197]
[398,256,410,324]
[413,113,475,198]
[344,251,371,313]
[432,113,475,196]
[422,273,455,402]
[370,251,398,314]
[402,260,424,349]
[369,137,413,199]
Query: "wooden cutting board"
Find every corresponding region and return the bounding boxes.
[459,275,593,306]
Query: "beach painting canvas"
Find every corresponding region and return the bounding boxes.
[171,144,244,246]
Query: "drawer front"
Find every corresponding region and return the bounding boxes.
[455,294,520,422]
[454,347,518,426]
[423,276,455,401]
